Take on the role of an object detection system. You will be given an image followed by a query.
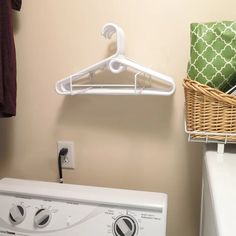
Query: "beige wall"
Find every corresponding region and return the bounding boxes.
[1,0,235,235]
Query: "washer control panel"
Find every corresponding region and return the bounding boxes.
[0,178,167,236]
[0,195,164,236]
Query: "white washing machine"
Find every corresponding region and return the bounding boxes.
[0,178,167,236]
[201,145,236,236]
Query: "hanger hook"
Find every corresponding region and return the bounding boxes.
[101,23,125,56]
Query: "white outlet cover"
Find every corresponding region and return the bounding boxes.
[57,141,75,169]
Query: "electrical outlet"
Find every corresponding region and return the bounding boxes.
[57,141,75,169]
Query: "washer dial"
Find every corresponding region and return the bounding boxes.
[34,209,52,228]
[113,215,137,236]
[9,205,26,225]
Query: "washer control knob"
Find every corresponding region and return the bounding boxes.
[9,205,26,225]
[114,216,137,236]
[34,209,52,228]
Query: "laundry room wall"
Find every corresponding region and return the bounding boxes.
[0,0,235,235]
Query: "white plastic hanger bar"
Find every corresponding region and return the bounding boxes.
[55,23,176,96]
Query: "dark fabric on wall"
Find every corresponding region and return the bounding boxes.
[0,0,21,117]
[11,0,22,11]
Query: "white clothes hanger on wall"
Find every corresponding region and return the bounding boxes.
[55,23,176,96]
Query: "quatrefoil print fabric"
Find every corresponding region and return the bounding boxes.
[188,21,236,92]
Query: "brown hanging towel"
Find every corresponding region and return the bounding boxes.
[0,0,22,117]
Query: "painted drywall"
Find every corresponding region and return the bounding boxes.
[1,0,235,235]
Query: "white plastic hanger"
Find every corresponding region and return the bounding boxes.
[55,23,175,96]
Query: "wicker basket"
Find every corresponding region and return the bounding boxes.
[183,78,236,142]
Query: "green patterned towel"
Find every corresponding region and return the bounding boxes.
[188,21,236,92]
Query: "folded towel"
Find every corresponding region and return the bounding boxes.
[187,21,236,92]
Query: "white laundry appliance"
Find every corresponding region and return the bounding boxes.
[0,178,167,236]
[201,145,236,236]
